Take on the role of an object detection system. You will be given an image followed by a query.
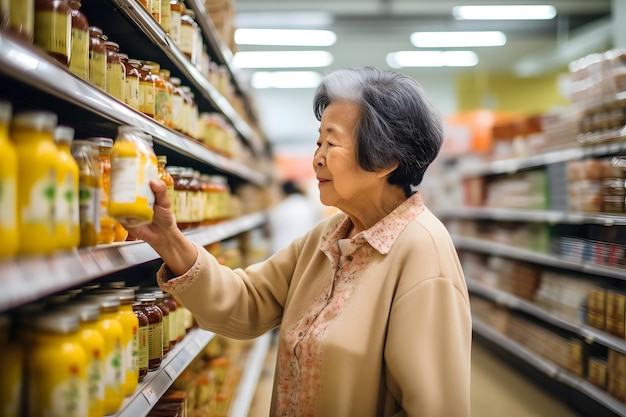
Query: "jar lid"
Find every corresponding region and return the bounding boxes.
[170,77,181,86]
[94,288,135,303]
[63,301,100,322]
[54,125,75,145]
[82,293,121,309]
[118,53,129,60]
[86,137,113,148]
[104,41,119,49]
[88,26,103,35]
[33,311,80,333]
[12,111,57,134]
[135,294,157,303]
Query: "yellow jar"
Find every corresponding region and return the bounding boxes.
[81,294,124,415]
[27,311,89,417]
[86,137,115,244]
[54,125,80,250]
[95,288,139,396]
[108,126,158,226]
[71,140,101,247]
[11,110,58,255]
[0,100,18,258]
[0,315,23,417]
[63,302,105,417]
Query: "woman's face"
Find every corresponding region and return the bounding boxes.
[313,100,385,212]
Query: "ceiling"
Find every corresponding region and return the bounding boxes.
[229,0,613,152]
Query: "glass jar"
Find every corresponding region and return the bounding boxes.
[147,61,169,125]
[108,126,158,226]
[10,110,58,255]
[68,0,89,80]
[138,64,156,117]
[157,155,176,212]
[159,0,170,33]
[0,314,23,417]
[63,301,105,417]
[28,311,89,417]
[169,0,181,45]
[0,101,18,258]
[166,166,187,230]
[123,58,141,111]
[81,294,124,415]
[151,290,170,358]
[132,302,149,382]
[86,137,115,245]
[105,41,125,102]
[179,8,196,63]
[8,0,34,41]
[149,0,160,23]
[95,289,138,397]
[70,140,101,247]
[180,85,193,137]
[189,170,202,227]
[169,77,184,133]
[135,294,163,371]
[158,69,174,128]
[34,0,71,66]
[88,26,107,90]
[161,292,178,349]
[54,125,80,250]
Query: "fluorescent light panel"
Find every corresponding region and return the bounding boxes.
[233,51,334,68]
[410,31,506,48]
[453,5,556,20]
[235,29,337,46]
[386,51,479,68]
[251,71,322,89]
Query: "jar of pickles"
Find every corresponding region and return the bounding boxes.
[11,110,59,255]
[27,310,89,417]
[71,140,101,247]
[0,100,17,258]
[108,126,159,226]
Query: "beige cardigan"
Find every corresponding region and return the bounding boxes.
[158,195,471,417]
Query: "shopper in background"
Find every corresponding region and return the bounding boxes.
[126,66,471,417]
[268,179,319,254]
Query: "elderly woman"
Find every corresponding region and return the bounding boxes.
[128,66,471,416]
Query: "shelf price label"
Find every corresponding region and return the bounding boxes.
[141,385,158,405]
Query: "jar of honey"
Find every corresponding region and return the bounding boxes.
[11,110,59,255]
[27,310,89,417]
[108,126,158,226]
[68,0,89,80]
[0,100,18,258]
[34,0,71,66]
[70,140,101,247]
[54,125,80,250]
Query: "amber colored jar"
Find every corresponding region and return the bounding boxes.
[167,166,191,230]
[161,292,178,348]
[132,302,149,382]
[139,64,156,117]
[105,41,125,102]
[123,58,141,111]
[68,0,89,79]
[34,0,71,66]
[135,294,162,371]
[146,61,169,125]
[152,291,170,358]
[158,69,173,128]
[88,26,107,89]
[157,155,176,212]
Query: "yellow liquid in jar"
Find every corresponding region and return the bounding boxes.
[116,303,139,396]
[75,320,105,417]
[94,309,124,414]
[55,140,80,250]
[0,107,18,258]
[11,121,59,255]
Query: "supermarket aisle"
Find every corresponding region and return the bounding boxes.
[247,338,581,417]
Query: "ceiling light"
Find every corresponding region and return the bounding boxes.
[233,51,334,68]
[452,5,557,20]
[410,31,506,48]
[234,12,334,29]
[251,71,323,89]
[235,29,337,46]
[386,51,478,68]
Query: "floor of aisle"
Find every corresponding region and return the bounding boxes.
[246,337,582,417]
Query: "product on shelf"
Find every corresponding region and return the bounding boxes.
[0,314,23,416]
[139,63,157,118]
[34,0,71,66]
[135,293,164,371]
[7,0,34,41]
[105,40,126,102]
[122,56,141,111]
[133,299,150,382]
[87,137,116,244]
[54,125,80,250]
[0,100,18,258]
[69,0,90,80]
[108,126,159,226]
[71,139,102,247]
[88,26,107,90]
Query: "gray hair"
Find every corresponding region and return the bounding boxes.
[313,66,443,196]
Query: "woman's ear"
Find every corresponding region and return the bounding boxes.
[376,162,399,178]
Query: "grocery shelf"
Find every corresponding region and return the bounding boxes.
[439,207,626,226]
[114,328,216,417]
[229,332,273,417]
[468,279,626,355]
[473,317,626,417]
[0,212,267,312]
[453,236,626,281]
[460,141,626,178]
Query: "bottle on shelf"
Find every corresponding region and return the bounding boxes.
[86,137,116,245]
[123,57,141,111]
[54,125,80,250]
[68,0,89,80]
[70,139,101,247]
[104,40,126,102]
[11,110,59,255]
[138,63,156,118]
[0,100,18,258]
[135,293,163,372]
[132,301,149,382]
[88,26,107,90]
[34,0,71,66]
[7,0,34,41]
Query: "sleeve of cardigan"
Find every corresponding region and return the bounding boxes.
[156,242,297,339]
[385,276,472,417]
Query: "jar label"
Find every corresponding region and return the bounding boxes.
[34,10,70,59]
[104,338,123,391]
[49,373,88,417]
[22,170,56,233]
[131,327,139,372]
[56,172,76,229]
[78,184,100,232]
[110,157,140,203]
[125,77,140,110]
[140,82,155,116]
[106,64,125,101]
[69,29,89,79]
[87,356,105,404]
[170,11,181,44]
[0,178,16,228]
[162,314,170,351]
[174,190,191,222]
[171,94,183,130]
[138,325,148,370]
[89,51,106,89]
[124,339,134,375]
[147,322,163,360]
[154,86,171,124]
[179,24,194,56]
[141,161,158,209]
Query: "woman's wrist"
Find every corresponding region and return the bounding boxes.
[151,228,198,277]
